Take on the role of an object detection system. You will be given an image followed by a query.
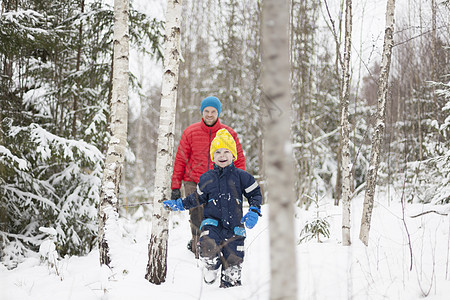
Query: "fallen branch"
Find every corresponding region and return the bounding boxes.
[410,210,448,218]
[120,202,153,207]
[400,166,413,271]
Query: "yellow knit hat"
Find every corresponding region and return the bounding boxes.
[210,129,237,161]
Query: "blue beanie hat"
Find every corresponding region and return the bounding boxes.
[200,96,221,116]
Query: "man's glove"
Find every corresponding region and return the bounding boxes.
[171,189,181,200]
[163,198,185,211]
[241,206,261,229]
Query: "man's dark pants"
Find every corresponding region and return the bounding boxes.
[183,181,202,258]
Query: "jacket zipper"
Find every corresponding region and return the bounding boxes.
[208,129,212,169]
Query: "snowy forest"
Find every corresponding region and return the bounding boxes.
[1,0,450,299]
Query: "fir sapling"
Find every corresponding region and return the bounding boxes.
[298,192,330,243]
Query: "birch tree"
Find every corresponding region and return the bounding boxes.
[341,0,352,246]
[360,0,396,246]
[145,0,183,284]
[262,0,298,298]
[98,0,129,266]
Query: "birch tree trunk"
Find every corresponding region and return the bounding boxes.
[431,0,437,118]
[98,0,129,266]
[72,0,84,138]
[341,0,352,246]
[335,137,342,205]
[262,0,298,298]
[144,0,182,284]
[333,0,344,206]
[359,0,396,246]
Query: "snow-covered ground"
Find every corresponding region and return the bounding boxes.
[1,189,449,299]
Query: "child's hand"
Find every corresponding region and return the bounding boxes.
[163,198,185,211]
[241,206,261,229]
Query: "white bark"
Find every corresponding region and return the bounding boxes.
[262,0,298,299]
[145,0,182,284]
[360,0,396,246]
[98,0,129,267]
[341,0,352,247]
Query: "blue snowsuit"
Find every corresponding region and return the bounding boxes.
[181,162,262,287]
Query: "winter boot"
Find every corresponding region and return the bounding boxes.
[220,264,242,288]
[203,267,220,284]
[187,239,193,252]
[199,233,221,283]
[200,256,221,285]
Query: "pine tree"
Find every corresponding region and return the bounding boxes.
[0,0,163,267]
[0,0,108,266]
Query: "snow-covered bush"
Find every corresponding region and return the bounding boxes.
[402,78,450,205]
[38,227,60,275]
[0,123,103,268]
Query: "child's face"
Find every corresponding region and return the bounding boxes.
[213,148,234,168]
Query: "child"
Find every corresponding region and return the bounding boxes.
[163,128,262,288]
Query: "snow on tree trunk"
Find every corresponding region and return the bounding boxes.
[98,0,129,267]
[261,0,298,299]
[341,0,352,247]
[335,138,342,205]
[359,0,396,246]
[144,0,182,285]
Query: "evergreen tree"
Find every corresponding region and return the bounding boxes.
[0,0,163,267]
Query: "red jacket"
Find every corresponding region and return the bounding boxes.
[171,119,245,189]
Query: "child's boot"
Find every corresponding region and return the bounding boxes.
[199,232,221,284]
[220,264,242,288]
[200,256,220,284]
[203,265,220,284]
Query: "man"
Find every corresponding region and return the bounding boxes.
[171,96,245,258]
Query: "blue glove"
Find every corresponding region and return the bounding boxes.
[241,206,261,229]
[163,198,185,211]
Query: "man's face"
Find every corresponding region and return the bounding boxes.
[213,148,234,168]
[202,107,218,126]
